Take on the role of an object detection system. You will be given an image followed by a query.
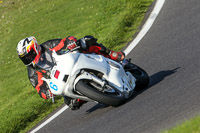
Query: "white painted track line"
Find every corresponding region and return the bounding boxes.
[30,105,69,133]
[124,0,165,55]
[30,0,165,132]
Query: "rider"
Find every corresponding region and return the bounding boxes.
[17,35,125,110]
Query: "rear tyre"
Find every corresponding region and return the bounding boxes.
[75,80,126,106]
[124,63,149,91]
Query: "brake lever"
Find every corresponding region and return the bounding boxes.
[50,93,55,103]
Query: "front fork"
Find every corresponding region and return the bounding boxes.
[74,71,106,91]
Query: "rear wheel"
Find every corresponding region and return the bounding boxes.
[124,63,149,91]
[75,79,126,106]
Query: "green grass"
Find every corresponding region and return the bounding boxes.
[0,0,153,132]
[163,116,200,133]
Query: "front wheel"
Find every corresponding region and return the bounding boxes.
[75,80,126,106]
[124,63,149,91]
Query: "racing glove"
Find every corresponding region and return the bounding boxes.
[39,89,52,99]
[64,36,78,50]
[46,89,53,99]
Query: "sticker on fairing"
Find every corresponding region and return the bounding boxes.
[50,82,58,91]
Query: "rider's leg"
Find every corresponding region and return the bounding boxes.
[88,43,125,62]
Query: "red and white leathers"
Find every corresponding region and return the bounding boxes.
[27,35,125,107]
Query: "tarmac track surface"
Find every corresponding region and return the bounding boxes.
[31,0,200,133]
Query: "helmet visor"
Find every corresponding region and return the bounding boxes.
[19,48,37,65]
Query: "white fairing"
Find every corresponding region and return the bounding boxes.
[43,51,136,101]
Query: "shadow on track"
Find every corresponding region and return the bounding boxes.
[126,67,180,102]
[148,67,180,88]
[86,104,109,114]
[86,67,180,114]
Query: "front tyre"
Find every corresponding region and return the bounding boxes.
[124,63,149,91]
[75,80,126,106]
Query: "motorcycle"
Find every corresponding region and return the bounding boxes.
[39,48,149,106]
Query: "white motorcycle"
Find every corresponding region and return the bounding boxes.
[39,49,149,106]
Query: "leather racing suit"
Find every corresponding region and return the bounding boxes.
[27,35,125,109]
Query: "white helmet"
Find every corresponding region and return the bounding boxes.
[17,36,41,66]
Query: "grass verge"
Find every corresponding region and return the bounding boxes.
[0,0,153,132]
[163,116,200,133]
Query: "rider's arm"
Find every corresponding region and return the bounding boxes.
[35,71,50,99]
[27,66,50,99]
[48,36,78,52]
[40,39,67,52]
[42,36,89,52]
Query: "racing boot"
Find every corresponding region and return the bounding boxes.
[64,96,87,110]
[109,51,125,62]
